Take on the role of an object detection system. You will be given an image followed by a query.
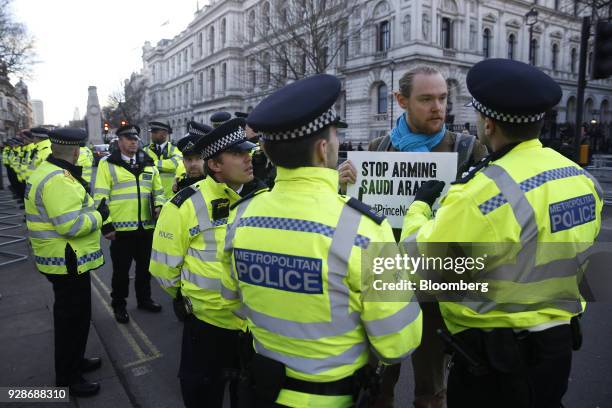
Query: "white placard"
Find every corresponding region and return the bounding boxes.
[346,151,458,229]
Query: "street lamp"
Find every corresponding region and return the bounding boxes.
[525,8,539,65]
[389,59,396,129]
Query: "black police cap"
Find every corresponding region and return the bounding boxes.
[148,121,172,134]
[48,128,87,146]
[210,111,232,127]
[247,74,348,141]
[466,59,562,124]
[176,135,201,156]
[193,118,256,160]
[186,120,213,137]
[234,111,249,118]
[116,125,141,139]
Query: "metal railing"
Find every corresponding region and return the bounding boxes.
[586,154,612,206]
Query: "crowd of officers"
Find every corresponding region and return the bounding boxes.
[15,57,604,408]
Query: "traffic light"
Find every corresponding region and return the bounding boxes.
[592,19,612,80]
[120,120,127,126]
[103,123,109,134]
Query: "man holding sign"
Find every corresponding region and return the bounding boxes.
[401,59,603,407]
[340,66,487,408]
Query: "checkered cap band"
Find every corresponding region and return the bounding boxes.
[472,98,546,124]
[203,128,247,159]
[48,137,81,145]
[118,126,139,136]
[188,125,207,137]
[31,131,48,138]
[262,107,338,141]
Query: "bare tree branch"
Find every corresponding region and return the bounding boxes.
[0,0,37,77]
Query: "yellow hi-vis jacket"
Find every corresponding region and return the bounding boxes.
[401,139,603,334]
[93,151,166,233]
[77,146,94,184]
[25,158,104,274]
[150,176,244,330]
[17,144,34,182]
[143,142,182,198]
[221,166,423,408]
[26,139,51,180]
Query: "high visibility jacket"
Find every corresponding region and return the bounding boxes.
[77,146,94,184]
[26,139,52,179]
[144,142,182,198]
[401,139,603,334]
[222,167,422,407]
[93,151,166,233]
[150,176,244,330]
[17,144,34,182]
[2,147,8,166]
[25,158,104,274]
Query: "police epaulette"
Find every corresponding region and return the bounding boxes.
[452,157,491,185]
[345,197,385,225]
[230,187,269,210]
[170,186,198,207]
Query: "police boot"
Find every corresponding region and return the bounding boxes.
[113,306,129,324]
[68,377,100,397]
[137,299,162,313]
[80,357,102,373]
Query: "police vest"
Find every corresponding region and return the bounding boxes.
[27,139,51,179]
[77,146,94,184]
[221,166,422,407]
[401,139,603,334]
[93,155,166,232]
[150,175,244,330]
[144,143,183,198]
[25,160,104,274]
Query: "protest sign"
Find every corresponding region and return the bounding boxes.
[346,151,458,229]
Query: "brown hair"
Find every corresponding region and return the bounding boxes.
[398,66,443,98]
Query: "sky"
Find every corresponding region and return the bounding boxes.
[9,0,201,125]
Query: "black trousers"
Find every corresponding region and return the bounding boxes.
[45,272,91,386]
[109,229,153,308]
[179,315,241,408]
[447,325,573,408]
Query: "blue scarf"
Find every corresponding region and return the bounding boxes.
[389,113,446,152]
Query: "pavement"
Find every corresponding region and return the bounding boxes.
[1,183,612,407]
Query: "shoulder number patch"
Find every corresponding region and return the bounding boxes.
[170,186,198,207]
[346,197,385,225]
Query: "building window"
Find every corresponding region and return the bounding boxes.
[221,19,227,47]
[221,63,227,91]
[209,26,215,54]
[552,43,559,70]
[263,53,271,86]
[377,20,390,52]
[262,2,271,30]
[198,72,204,98]
[441,18,452,49]
[588,51,593,75]
[249,60,256,89]
[529,38,538,65]
[483,28,491,58]
[377,83,388,114]
[210,68,216,96]
[198,32,203,56]
[248,10,255,41]
[508,34,516,60]
[571,48,577,73]
[555,0,560,11]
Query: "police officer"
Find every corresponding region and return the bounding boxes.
[26,127,52,181]
[150,118,255,408]
[400,59,604,407]
[25,128,109,396]
[77,141,94,187]
[172,121,213,194]
[221,74,423,407]
[144,121,182,198]
[94,125,166,323]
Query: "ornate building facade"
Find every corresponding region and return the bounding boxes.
[141,0,612,142]
[0,66,32,142]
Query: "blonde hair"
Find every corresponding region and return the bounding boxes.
[398,66,443,98]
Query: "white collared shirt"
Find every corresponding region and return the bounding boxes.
[121,153,135,163]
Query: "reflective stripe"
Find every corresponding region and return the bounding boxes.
[34,170,64,220]
[459,298,583,315]
[108,162,119,184]
[156,275,180,289]
[157,160,163,169]
[242,204,362,340]
[29,230,61,239]
[221,285,239,300]
[109,193,139,201]
[85,211,99,233]
[94,187,110,196]
[363,301,421,337]
[153,189,165,197]
[113,181,138,190]
[253,338,366,375]
[189,192,217,254]
[160,173,174,178]
[237,216,371,249]
[35,249,103,267]
[113,221,140,228]
[77,250,103,265]
[583,169,604,201]
[66,215,85,237]
[151,249,184,268]
[182,267,222,291]
[49,208,87,226]
[187,247,218,263]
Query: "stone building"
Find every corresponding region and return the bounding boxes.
[141,0,612,142]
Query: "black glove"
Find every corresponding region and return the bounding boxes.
[414,180,446,207]
[96,198,110,221]
[172,290,187,322]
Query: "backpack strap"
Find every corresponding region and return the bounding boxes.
[377,134,393,152]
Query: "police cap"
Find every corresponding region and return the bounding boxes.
[466,59,562,124]
[210,111,232,128]
[193,118,256,160]
[186,120,213,137]
[48,128,87,146]
[116,124,141,140]
[234,111,249,118]
[247,74,348,141]
[148,121,172,134]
